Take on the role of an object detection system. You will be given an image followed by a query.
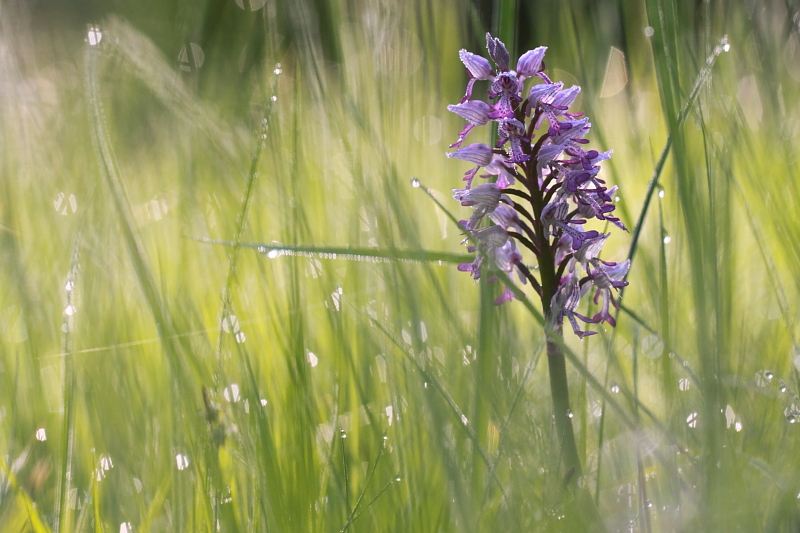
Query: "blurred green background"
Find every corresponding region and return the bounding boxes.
[2,0,800,530]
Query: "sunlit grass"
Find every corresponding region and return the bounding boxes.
[2,0,800,531]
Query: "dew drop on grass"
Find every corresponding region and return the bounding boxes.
[223,383,241,402]
[663,236,671,244]
[120,522,133,533]
[178,42,204,71]
[35,428,46,441]
[221,315,240,334]
[755,370,771,387]
[644,27,654,37]
[235,0,267,11]
[686,412,698,428]
[567,409,574,419]
[99,455,114,470]
[679,378,691,391]
[175,454,190,470]
[410,177,420,188]
[611,385,620,394]
[64,304,76,316]
[87,26,102,46]
[658,190,665,198]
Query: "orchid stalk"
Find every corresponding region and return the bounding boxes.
[447,34,629,495]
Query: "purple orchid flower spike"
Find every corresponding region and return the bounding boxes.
[445,34,629,338]
[441,34,635,502]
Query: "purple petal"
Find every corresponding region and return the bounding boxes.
[446,143,494,166]
[552,85,581,109]
[516,46,547,77]
[447,100,492,126]
[485,33,510,72]
[459,50,494,80]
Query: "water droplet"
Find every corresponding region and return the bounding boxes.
[658,190,665,198]
[644,26,655,37]
[274,67,282,75]
[221,315,240,333]
[410,178,420,188]
[340,429,347,439]
[307,352,318,367]
[87,26,102,46]
[780,384,789,393]
[663,236,671,244]
[725,405,736,428]
[385,405,394,426]
[235,331,246,343]
[413,116,442,145]
[120,522,133,533]
[235,0,268,11]
[395,476,401,482]
[260,398,268,406]
[270,95,277,102]
[461,414,468,425]
[765,370,774,380]
[267,249,280,259]
[223,383,241,402]
[686,412,698,428]
[755,370,771,387]
[175,454,190,470]
[178,42,205,71]
[65,281,74,291]
[611,385,620,394]
[722,43,731,52]
[679,378,691,391]
[35,428,47,441]
[642,334,664,359]
[99,455,114,471]
[64,304,76,316]
[567,409,574,419]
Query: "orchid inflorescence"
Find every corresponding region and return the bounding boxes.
[448,33,630,338]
